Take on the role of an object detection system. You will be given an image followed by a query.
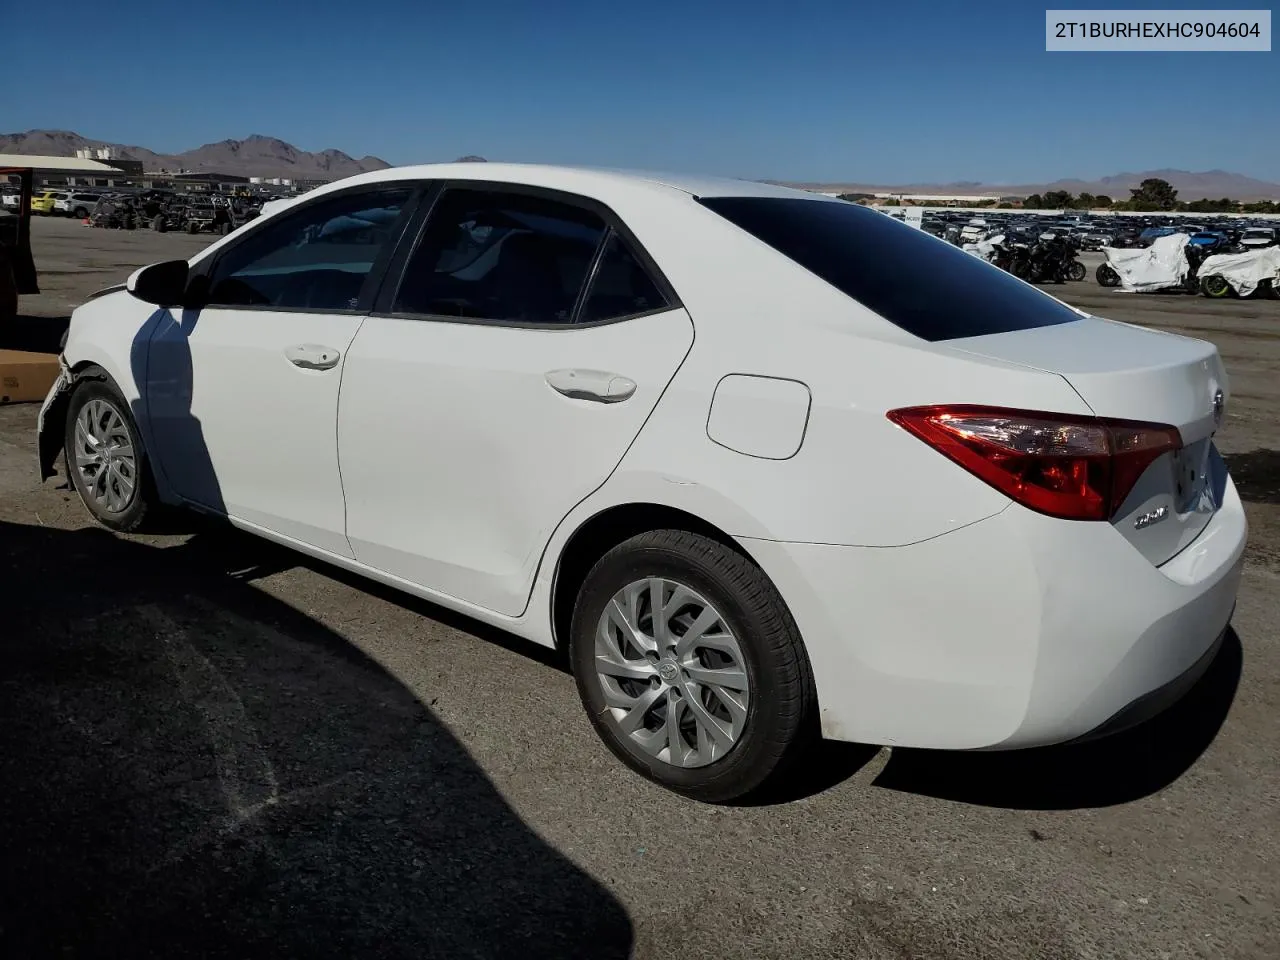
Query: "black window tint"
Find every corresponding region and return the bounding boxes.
[579,232,669,323]
[698,197,1080,342]
[206,188,413,311]
[394,188,606,325]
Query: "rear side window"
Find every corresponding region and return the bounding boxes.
[698,197,1080,342]
[579,232,670,323]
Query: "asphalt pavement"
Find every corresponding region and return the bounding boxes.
[1,217,1277,959]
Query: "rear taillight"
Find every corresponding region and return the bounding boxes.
[887,405,1182,521]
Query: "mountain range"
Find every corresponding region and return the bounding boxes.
[0,130,391,180]
[3,130,1278,199]
[783,168,1280,202]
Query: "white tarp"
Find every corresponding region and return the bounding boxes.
[1198,246,1280,298]
[1100,233,1190,293]
[963,234,1004,261]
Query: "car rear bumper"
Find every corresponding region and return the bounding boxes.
[741,474,1247,751]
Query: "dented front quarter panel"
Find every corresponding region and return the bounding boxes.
[36,355,74,481]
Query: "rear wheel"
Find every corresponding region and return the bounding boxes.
[63,379,155,532]
[1200,275,1232,298]
[1068,259,1087,281]
[570,530,816,803]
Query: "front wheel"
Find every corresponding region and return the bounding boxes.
[1068,260,1087,281]
[1097,263,1121,287]
[1200,275,1232,298]
[64,378,155,532]
[570,530,816,803]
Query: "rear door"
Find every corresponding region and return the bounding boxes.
[338,184,694,616]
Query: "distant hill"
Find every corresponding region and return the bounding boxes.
[784,169,1280,202]
[0,130,391,180]
[5,131,1276,200]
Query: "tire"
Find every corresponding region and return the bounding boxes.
[1068,260,1087,281]
[73,207,88,219]
[152,216,167,232]
[63,378,154,533]
[1200,275,1232,298]
[186,221,199,234]
[570,529,816,803]
[1096,263,1121,287]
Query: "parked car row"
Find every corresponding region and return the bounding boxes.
[920,212,1280,253]
[86,191,263,236]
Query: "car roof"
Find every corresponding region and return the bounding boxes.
[312,161,829,203]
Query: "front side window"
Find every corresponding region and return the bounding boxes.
[205,187,413,311]
[392,188,607,325]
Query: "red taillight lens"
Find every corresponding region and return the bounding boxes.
[887,405,1182,521]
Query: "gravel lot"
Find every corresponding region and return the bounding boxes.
[2,217,1278,959]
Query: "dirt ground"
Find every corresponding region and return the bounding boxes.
[1,216,1277,959]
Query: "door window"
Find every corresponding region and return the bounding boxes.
[392,188,607,325]
[578,232,671,323]
[205,187,414,311]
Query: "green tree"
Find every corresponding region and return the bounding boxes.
[1076,192,1097,209]
[1129,177,1179,211]
[1094,195,1113,208]
[1043,190,1074,209]
[1023,193,1044,209]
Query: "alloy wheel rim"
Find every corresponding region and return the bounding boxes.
[594,577,750,769]
[73,399,138,514]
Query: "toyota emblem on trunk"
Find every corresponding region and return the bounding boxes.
[1212,388,1225,427]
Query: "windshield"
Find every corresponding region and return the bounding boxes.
[698,196,1080,342]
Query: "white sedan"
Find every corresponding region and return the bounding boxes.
[37,163,1246,802]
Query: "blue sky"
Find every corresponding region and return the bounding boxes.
[3,0,1276,183]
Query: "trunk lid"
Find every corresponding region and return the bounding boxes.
[945,316,1228,566]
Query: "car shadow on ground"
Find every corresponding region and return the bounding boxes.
[120,516,1243,813]
[871,628,1243,810]
[0,518,633,960]
[0,314,70,354]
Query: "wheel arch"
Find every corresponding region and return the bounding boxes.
[549,501,760,653]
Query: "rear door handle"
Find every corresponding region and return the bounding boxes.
[545,369,637,403]
[285,343,341,370]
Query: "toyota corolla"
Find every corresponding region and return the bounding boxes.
[37,164,1246,802]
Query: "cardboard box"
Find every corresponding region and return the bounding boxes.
[0,349,60,404]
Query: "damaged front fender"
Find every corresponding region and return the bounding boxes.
[36,356,78,482]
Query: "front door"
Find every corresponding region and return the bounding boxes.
[338,186,694,616]
[144,184,418,556]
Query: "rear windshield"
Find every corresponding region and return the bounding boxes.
[698,197,1080,342]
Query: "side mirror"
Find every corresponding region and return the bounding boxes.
[125,259,189,307]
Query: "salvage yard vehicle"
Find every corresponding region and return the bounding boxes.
[36,163,1246,802]
[1198,245,1280,299]
[55,192,103,219]
[1096,232,1206,293]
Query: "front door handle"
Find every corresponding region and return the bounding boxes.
[545,368,637,403]
[285,343,341,370]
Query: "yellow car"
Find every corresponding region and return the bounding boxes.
[30,191,64,215]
